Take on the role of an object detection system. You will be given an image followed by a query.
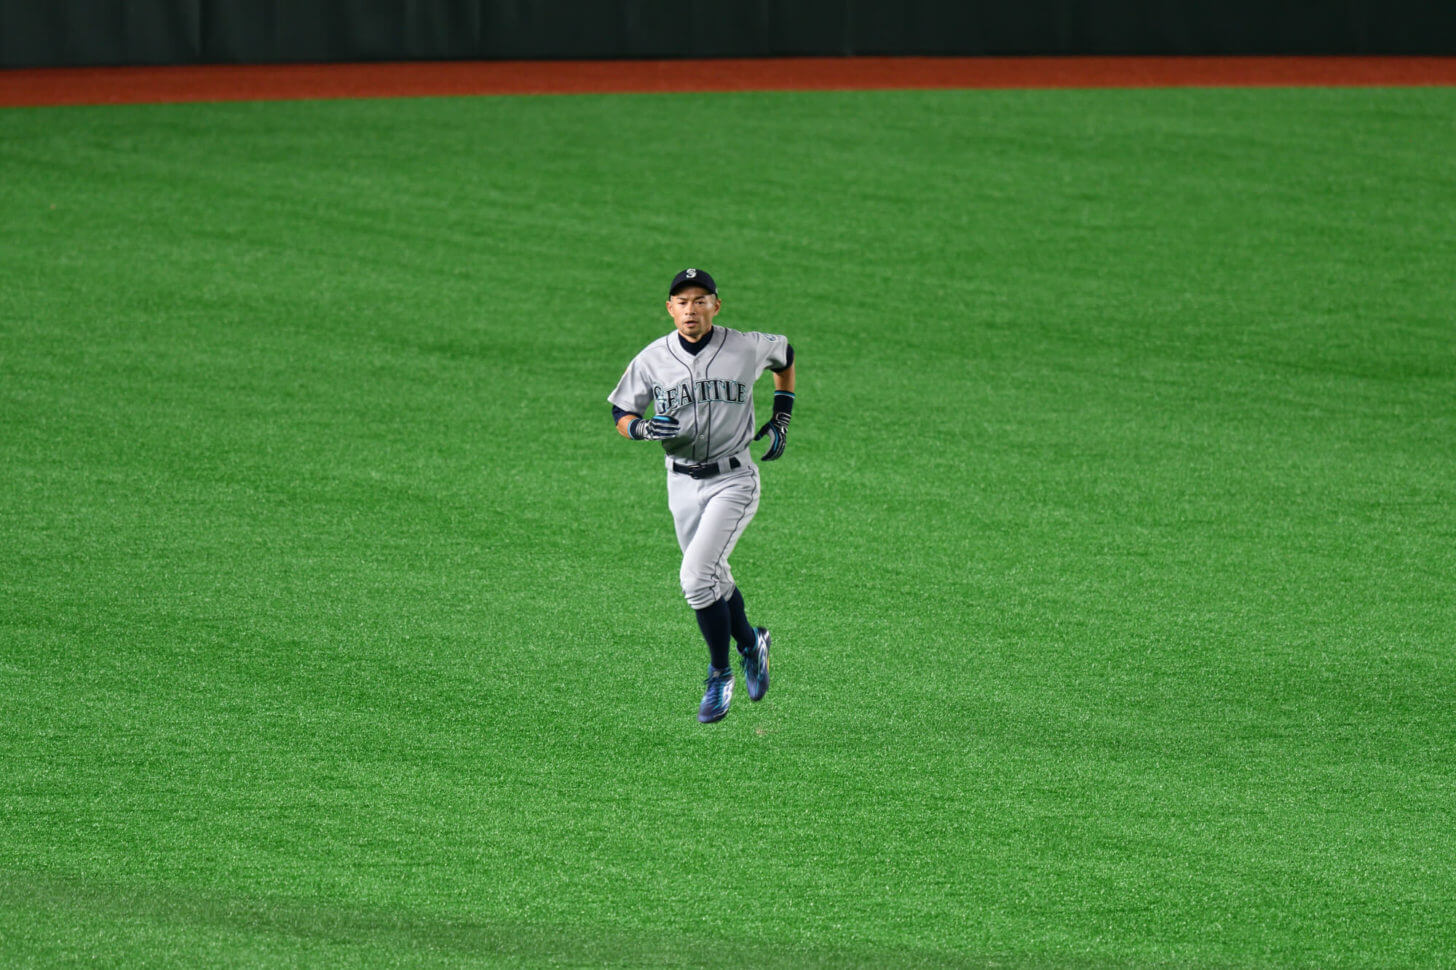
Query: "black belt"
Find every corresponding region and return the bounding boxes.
[672,456,741,480]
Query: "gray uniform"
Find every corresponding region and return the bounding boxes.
[609,325,792,609]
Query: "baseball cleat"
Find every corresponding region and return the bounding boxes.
[741,627,771,701]
[698,666,734,723]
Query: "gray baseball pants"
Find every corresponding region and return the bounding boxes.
[666,454,760,610]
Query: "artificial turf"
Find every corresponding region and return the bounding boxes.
[2,85,1453,968]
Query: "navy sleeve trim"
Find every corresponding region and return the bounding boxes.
[612,406,640,423]
[769,343,795,373]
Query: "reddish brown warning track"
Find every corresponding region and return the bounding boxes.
[2,56,1454,108]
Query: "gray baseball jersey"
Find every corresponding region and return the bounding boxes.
[608,325,792,464]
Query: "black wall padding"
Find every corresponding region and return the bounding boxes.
[1,0,1452,69]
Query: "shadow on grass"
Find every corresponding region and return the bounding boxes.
[0,869,1101,969]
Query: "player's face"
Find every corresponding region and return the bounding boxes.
[667,287,720,343]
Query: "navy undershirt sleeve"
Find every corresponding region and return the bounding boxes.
[612,406,639,424]
[769,343,795,373]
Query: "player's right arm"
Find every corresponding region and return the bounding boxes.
[609,352,680,441]
[613,406,680,440]
[610,357,651,439]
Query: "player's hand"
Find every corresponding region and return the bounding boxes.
[754,412,790,461]
[631,415,681,441]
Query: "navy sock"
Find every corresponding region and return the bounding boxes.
[726,587,755,653]
[695,599,733,671]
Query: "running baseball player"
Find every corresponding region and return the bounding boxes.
[608,268,796,723]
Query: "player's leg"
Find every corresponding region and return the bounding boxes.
[666,471,703,553]
[678,470,760,721]
[691,475,767,699]
[693,598,733,671]
[668,474,729,665]
[678,469,760,614]
[669,471,738,722]
[726,586,771,701]
[692,590,735,724]
[726,587,755,651]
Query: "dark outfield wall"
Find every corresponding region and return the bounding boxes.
[2,0,1453,68]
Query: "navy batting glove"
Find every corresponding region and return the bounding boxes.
[631,415,681,441]
[756,422,787,461]
[754,392,793,461]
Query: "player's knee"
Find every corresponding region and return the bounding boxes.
[680,568,719,610]
[681,581,718,611]
[683,588,718,610]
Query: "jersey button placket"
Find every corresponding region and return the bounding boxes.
[694,364,708,458]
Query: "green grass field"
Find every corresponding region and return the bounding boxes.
[2,84,1453,968]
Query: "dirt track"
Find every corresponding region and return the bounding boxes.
[2,56,1454,107]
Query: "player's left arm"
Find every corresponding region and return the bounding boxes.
[772,361,795,395]
[756,352,795,461]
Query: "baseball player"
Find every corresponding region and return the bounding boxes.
[608,268,796,723]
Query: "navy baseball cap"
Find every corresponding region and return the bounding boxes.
[669,268,717,296]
